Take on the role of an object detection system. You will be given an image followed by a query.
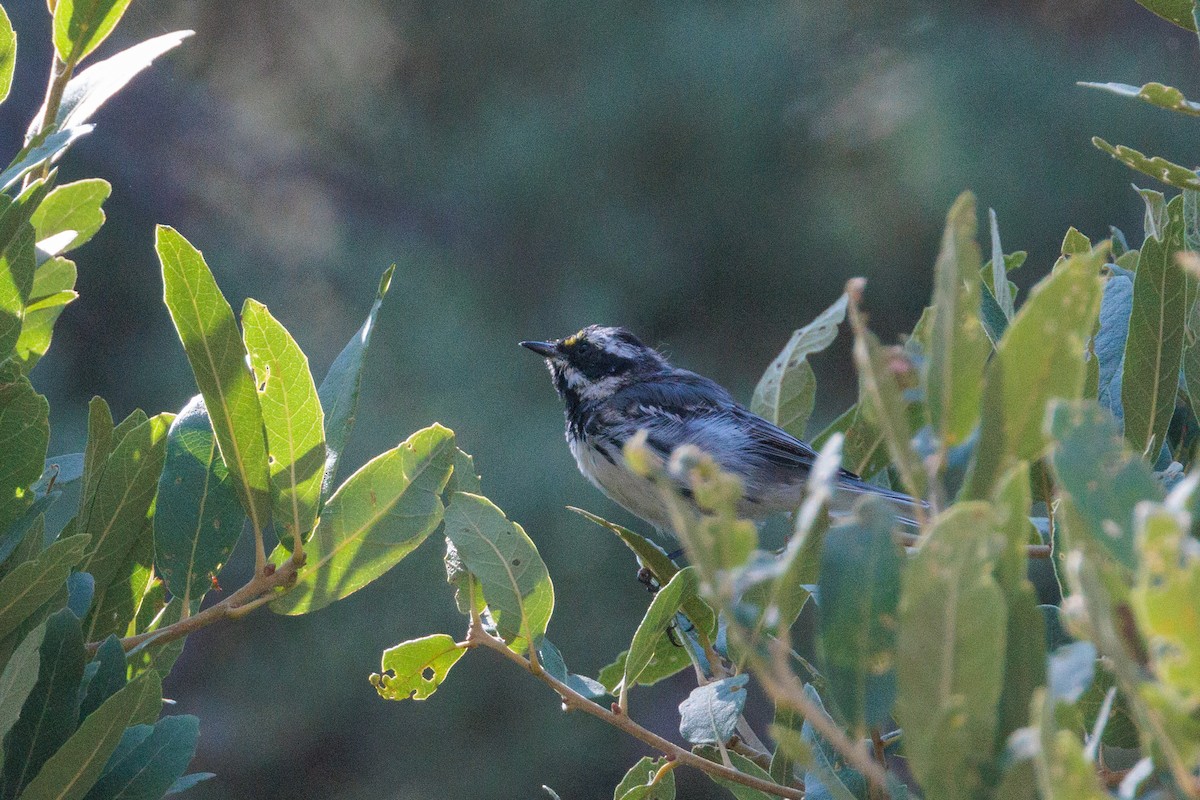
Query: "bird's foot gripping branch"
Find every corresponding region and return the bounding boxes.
[376,190,1200,799]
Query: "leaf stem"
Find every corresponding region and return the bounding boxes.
[27,54,74,186]
[463,617,803,800]
[86,553,305,654]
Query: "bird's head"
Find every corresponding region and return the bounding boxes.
[521,325,667,403]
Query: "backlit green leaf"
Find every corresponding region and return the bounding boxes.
[370,634,466,701]
[242,300,324,549]
[0,179,53,359]
[31,180,110,253]
[77,413,170,591]
[598,641,691,693]
[751,293,847,439]
[83,516,154,643]
[19,670,161,800]
[1080,80,1200,116]
[623,567,699,691]
[52,0,135,64]
[818,496,900,737]
[153,396,244,610]
[0,5,13,105]
[272,424,454,615]
[1123,193,1186,456]
[0,368,49,534]
[158,226,271,541]
[614,757,675,800]
[318,264,394,501]
[0,624,46,753]
[443,491,553,653]
[1131,0,1198,30]
[896,503,1006,800]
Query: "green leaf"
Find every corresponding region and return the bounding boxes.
[153,396,244,610]
[1131,505,1200,708]
[988,210,1016,319]
[81,397,113,511]
[0,127,92,194]
[974,244,1106,477]
[445,447,481,496]
[370,634,466,702]
[79,636,125,721]
[799,685,862,800]
[598,641,691,693]
[926,191,989,450]
[613,757,675,800]
[1096,272,1133,421]
[693,747,779,800]
[317,264,394,501]
[818,496,900,737]
[81,715,198,800]
[1092,137,1200,191]
[0,179,53,359]
[1031,690,1109,800]
[0,624,46,754]
[0,369,49,533]
[1080,80,1200,116]
[1131,0,1198,30]
[157,226,271,541]
[1061,227,1091,257]
[31,180,110,254]
[1,609,86,798]
[623,567,699,691]
[242,300,324,548]
[849,308,926,497]
[0,534,88,642]
[896,503,1007,800]
[77,414,170,592]
[678,673,748,745]
[991,463,1047,750]
[52,32,192,132]
[0,5,13,105]
[443,491,554,653]
[52,0,135,64]
[14,287,77,374]
[537,639,606,700]
[19,670,161,800]
[272,424,455,615]
[1049,402,1161,570]
[83,517,154,644]
[1123,194,1187,456]
[751,293,847,439]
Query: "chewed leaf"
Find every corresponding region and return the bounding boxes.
[1092,138,1200,191]
[371,634,466,701]
[1080,81,1200,116]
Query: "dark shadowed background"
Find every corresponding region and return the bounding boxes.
[1,1,1195,797]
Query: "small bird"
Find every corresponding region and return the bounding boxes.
[521,325,921,534]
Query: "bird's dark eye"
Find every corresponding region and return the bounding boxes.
[575,341,592,354]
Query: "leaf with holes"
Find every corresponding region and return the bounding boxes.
[1092,138,1200,191]
[272,424,454,615]
[370,634,466,702]
[444,491,554,654]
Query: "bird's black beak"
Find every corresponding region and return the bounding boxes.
[520,340,557,358]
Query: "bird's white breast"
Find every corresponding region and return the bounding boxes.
[569,435,673,531]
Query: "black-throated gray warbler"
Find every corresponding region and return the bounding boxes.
[521,325,921,534]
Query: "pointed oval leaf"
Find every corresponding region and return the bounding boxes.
[1122,194,1186,457]
[0,5,13,105]
[623,567,699,690]
[370,634,466,702]
[751,293,847,439]
[80,714,199,800]
[925,191,990,449]
[153,396,244,609]
[18,669,161,800]
[157,226,271,538]
[271,424,455,615]
[896,503,1007,800]
[31,179,110,253]
[0,534,88,642]
[318,264,394,500]
[0,369,49,533]
[1131,0,1197,30]
[443,491,553,653]
[0,623,46,751]
[818,496,901,737]
[52,0,135,64]
[77,413,170,591]
[242,300,324,547]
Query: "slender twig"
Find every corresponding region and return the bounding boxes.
[86,553,305,655]
[26,54,74,187]
[462,617,804,800]
[895,530,1049,559]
